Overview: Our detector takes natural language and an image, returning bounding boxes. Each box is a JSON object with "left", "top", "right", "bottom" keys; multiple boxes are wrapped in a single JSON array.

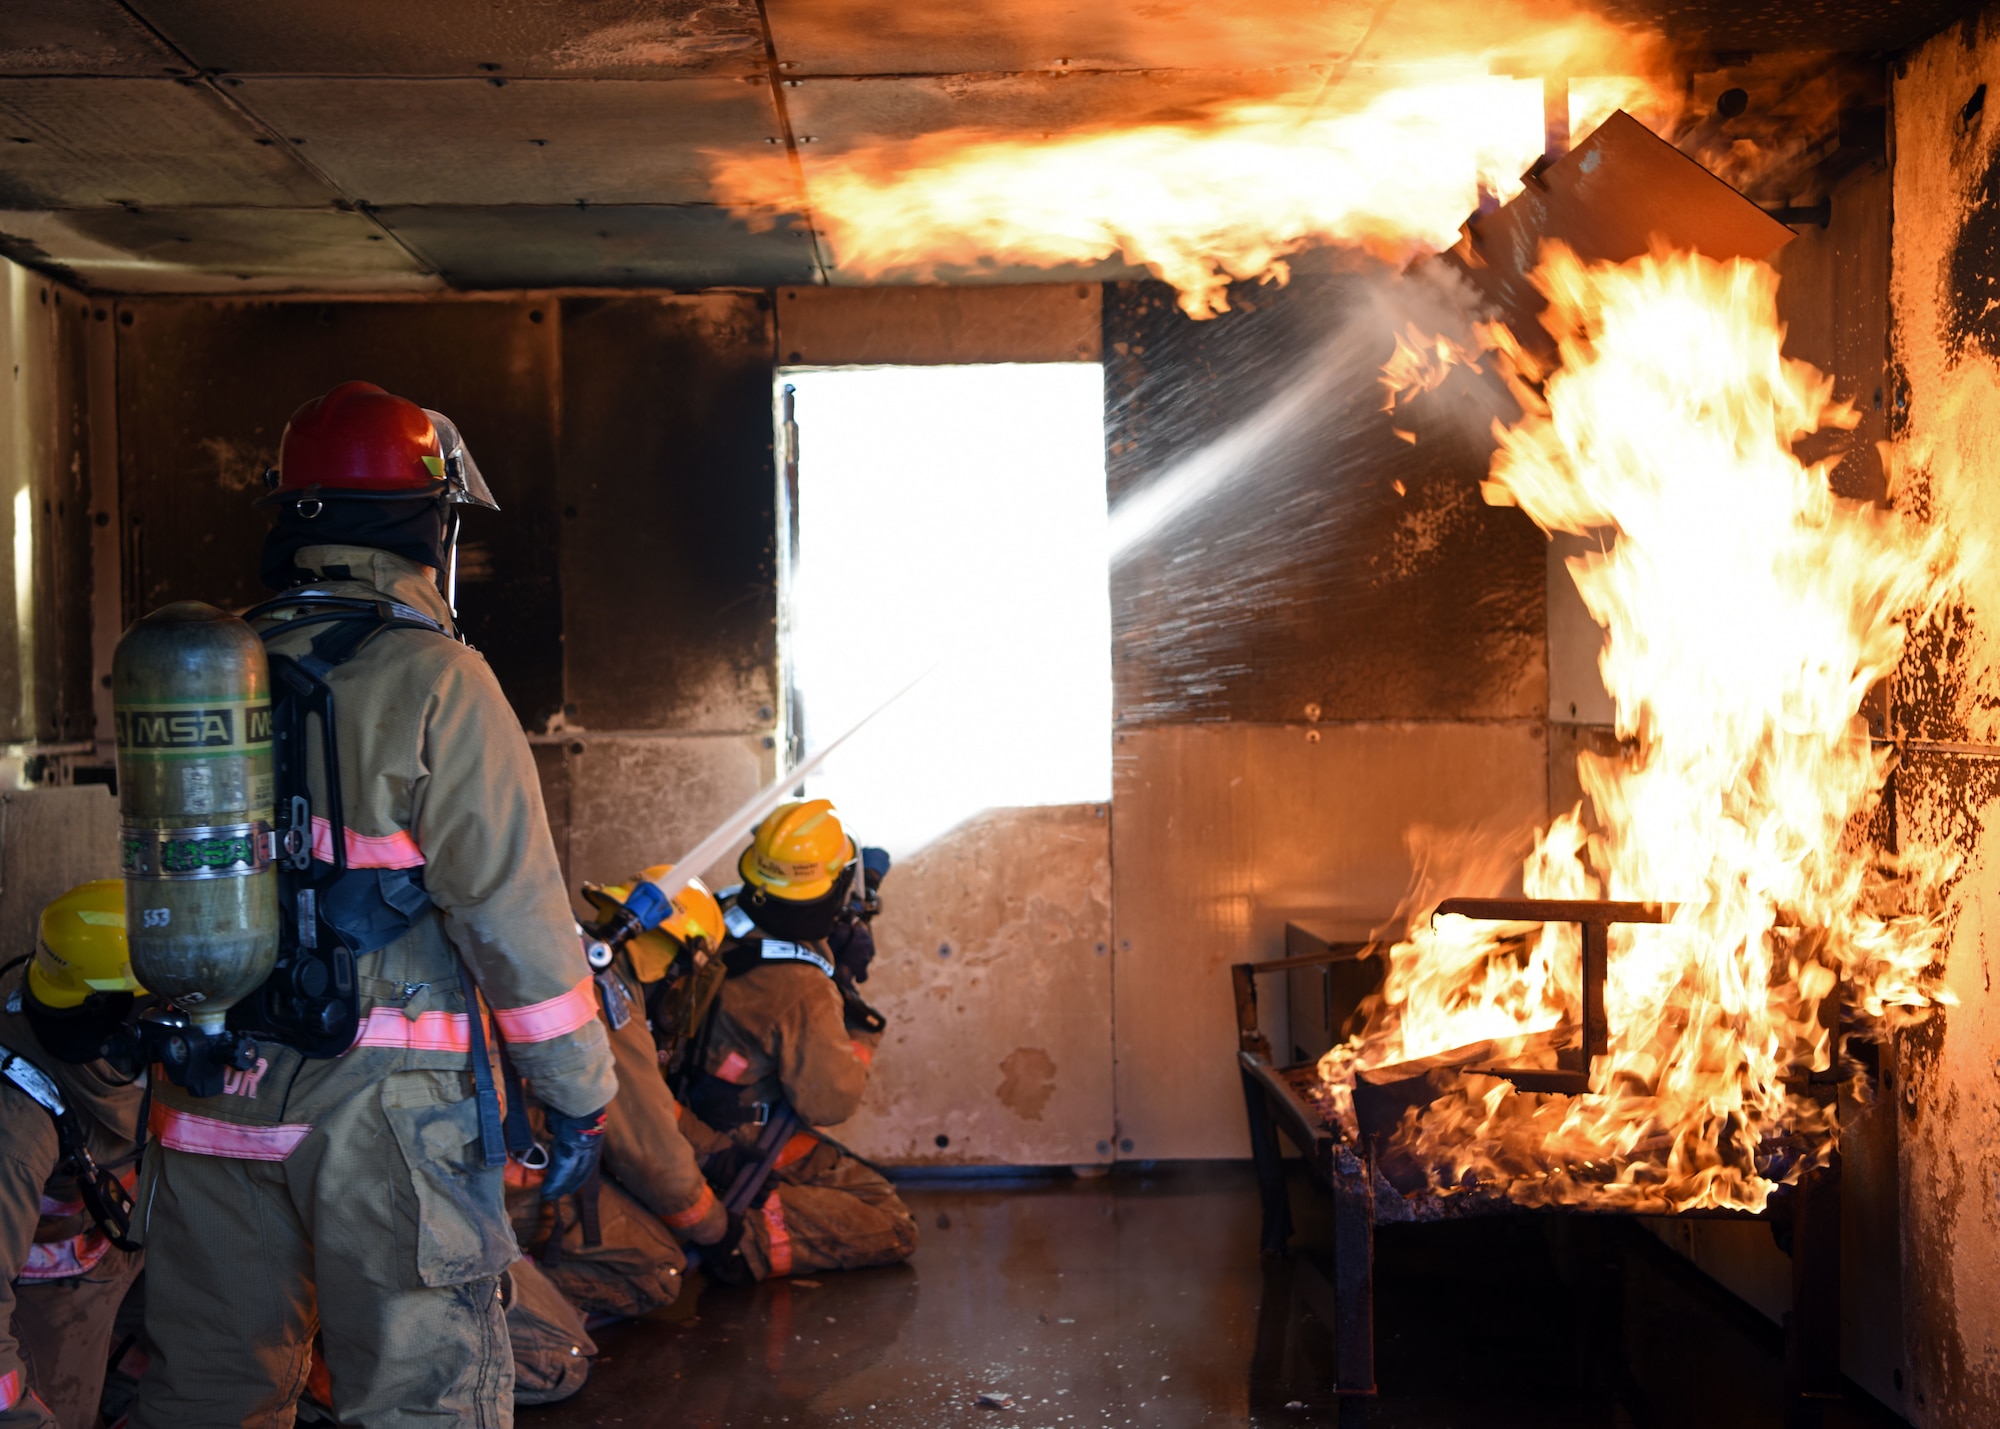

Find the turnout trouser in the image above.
[
  {"left": 506, "top": 1176, "right": 686, "bottom": 1320},
  {"left": 131, "top": 1071, "right": 515, "bottom": 1429},
  {"left": 9, "top": 1246, "right": 141, "bottom": 1429},
  {"left": 739, "top": 1138, "right": 917, "bottom": 1281},
  {"left": 501, "top": 1259, "right": 595, "bottom": 1408}
]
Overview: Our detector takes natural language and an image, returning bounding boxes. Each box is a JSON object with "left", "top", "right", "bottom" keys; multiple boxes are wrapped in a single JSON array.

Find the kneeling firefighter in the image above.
[
  {"left": 0, "top": 882, "right": 146, "bottom": 1429},
  {"left": 676, "top": 800, "right": 916, "bottom": 1282},
  {"left": 577, "top": 867, "right": 729, "bottom": 1248},
  {"left": 502, "top": 867, "right": 727, "bottom": 1329},
  {"left": 123, "top": 382, "right": 615, "bottom": 1427}
]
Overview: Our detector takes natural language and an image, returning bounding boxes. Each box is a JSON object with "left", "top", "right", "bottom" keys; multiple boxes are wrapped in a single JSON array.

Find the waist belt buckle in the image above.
[{"left": 752, "top": 1102, "right": 770, "bottom": 1126}]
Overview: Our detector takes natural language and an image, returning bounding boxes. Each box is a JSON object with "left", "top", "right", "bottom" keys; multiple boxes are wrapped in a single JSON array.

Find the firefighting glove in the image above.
[
  {"left": 539, "top": 1107, "right": 607, "bottom": 1202},
  {"left": 703, "top": 1210, "right": 754, "bottom": 1285},
  {"left": 859, "top": 846, "right": 892, "bottom": 901},
  {"left": 828, "top": 913, "right": 876, "bottom": 984}
]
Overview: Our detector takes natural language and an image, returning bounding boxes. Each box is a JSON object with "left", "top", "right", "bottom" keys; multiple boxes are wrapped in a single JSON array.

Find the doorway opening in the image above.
[{"left": 780, "top": 363, "right": 1111, "bottom": 859}]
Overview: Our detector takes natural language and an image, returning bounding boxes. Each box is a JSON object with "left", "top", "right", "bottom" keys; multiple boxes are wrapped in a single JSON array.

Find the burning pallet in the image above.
[{"left": 1232, "top": 902, "right": 1844, "bottom": 1429}]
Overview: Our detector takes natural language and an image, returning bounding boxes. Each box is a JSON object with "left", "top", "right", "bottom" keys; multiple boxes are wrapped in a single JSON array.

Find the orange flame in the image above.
[
  {"left": 1324, "top": 245, "right": 1961, "bottom": 1212},
  {"left": 713, "top": 8, "right": 1672, "bottom": 316},
  {"left": 1381, "top": 323, "right": 1484, "bottom": 411}
]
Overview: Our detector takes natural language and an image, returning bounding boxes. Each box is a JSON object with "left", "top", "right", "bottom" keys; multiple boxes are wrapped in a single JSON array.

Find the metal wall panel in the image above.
[
  {"left": 375, "top": 206, "right": 815, "bottom": 291},
  {"left": 0, "top": 1, "right": 184, "bottom": 76},
  {"left": 776, "top": 284, "right": 1101, "bottom": 365},
  {"left": 0, "top": 78, "right": 334, "bottom": 209},
  {"left": 1876, "top": 31, "right": 2000, "bottom": 1426},
  {"left": 1885, "top": 750, "right": 2000, "bottom": 1429},
  {"left": 785, "top": 69, "right": 1280, "bottom": 147},
  {"left": 2, "top": 208, "right": 439, "bottom": 295},
  {"left": 1105, "top": 277, "right": 1547, "bottom": 727},
  {"left": 131, "top": 0, "right": 768, "bottom": 79},
  {"left": 233, "top": 79, "right": 789, "bottom": 207},
  {"left": 0, "top": 786, "right": 118, "bottom": 955},
  {"left": 113, "top": 296, "right": 565, "bottom": 728},
  {"left": 1547, "top": 532, "right": 1615, "bottom": 729},
  {"left": 0, "top": 262, "right": 99, "bottom": 748},
  {"left": 562, "top": 734, "right": 773, "bottom": 895},
  {"left": 36, "top": 281, "right": 95, "bottom": 746},
  {"left": 1110, "top": 721, "right": 1547, "bottom": 1161},
  {"left": 832, "top": 804, "right": 1114, "bottom": 1167},
  {"left": 87, "top": 301, "right": 120, "bottom": 763},
  {"left": 557, "top": 293, "right": 778, "bottom": 736},
  {"left": 764, "top": 0, "right": 1375, "bottom": 77},
  {"left": 532, "top": 742, "right": 572, "bottom": 894},
  {"left": 766, "top": 0, "right": 1963, "bottom": 80},
  {"left": 1770, "top": 162, "right": 1893, "bottom": 504}
]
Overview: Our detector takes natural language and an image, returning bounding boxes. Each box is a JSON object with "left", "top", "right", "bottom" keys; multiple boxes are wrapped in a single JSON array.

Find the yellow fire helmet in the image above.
[
  {"left": 30, "top": 879, "right": 144, "bottom": 1010},
  {"left": 584, "top": 866, "right": 722, "bottom": 984},
  {"left": 739, "top": 799, "right": 855, "bottom": 903}
]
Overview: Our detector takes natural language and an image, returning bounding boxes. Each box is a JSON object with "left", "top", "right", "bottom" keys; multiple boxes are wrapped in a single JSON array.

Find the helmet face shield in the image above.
[
  {"left": 740, "top": 865, "right": 854, "bottom": 943},
  {"left": 422, "top": 410, "right": 499, "bottom": 511}
]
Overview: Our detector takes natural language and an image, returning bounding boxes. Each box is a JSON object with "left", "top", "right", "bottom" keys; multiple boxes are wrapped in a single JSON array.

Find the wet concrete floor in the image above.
[{"left": 529, "top": 1163, "right": 1905, "bottom": 1429}]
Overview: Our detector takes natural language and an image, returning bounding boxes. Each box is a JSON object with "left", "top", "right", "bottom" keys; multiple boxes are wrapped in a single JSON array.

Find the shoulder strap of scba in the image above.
[
  {"left": 228, "top": 596, "right": 448, "bottom": 1061},
  {"left": 717, "top": 913, "right": 888, "bottom": 1035},
  {"left": 721, "top": 937, "right": 835, "bottom": 981},
  {"left": 0, "top": 1043, "right": 140, "bottom": 1251}
]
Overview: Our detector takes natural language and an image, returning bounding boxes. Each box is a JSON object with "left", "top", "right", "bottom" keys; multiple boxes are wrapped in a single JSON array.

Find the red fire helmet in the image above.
[{"left": 264, "top": 381, "right": 497, "bottom": 510}]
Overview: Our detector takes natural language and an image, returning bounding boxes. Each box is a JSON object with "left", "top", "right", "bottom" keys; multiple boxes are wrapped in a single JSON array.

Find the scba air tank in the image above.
[{"left": 112, "top": 602, "right": 280, "bottom": 1034}]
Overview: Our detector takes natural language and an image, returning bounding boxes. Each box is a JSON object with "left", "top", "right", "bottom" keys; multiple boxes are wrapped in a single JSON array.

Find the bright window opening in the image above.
[{"left": 784, "top": 364, "right": 1111, "bottom": 860}]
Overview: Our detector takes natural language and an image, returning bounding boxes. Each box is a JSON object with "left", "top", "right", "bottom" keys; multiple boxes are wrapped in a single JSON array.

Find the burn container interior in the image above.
[{"left": 2, "top": 2, "right": 1999, "bottom": 1425}]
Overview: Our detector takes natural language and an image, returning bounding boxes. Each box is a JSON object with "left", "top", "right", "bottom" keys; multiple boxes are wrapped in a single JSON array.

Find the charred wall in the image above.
[
  {"left": 1887, "top": 14, "right": 2000, "bottom": 1426},
  {"left": 556, "top": 294, "right": 777, "bottom": 734},
  {"left": 1771, "top": 152, "right": 1909, "bottom": 1421},
  {"left": 113, "top": 297, "right": 568, "bottom": 727},
  {"left": 547, "top": 293, "right": 781, "bottom": 896},
  {"left": 1103, "top": 275, "right": 1550, "bottom": 1160},
  {"left": 1106, "top": 276, "right": 1546, "bottom": 726}
]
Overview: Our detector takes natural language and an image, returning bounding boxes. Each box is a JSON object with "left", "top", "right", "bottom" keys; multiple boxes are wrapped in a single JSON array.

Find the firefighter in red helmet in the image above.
[
  {"left": 256, "top": 379, "right": 498, "bottom": 608},
  {"left": 132, "top": 382, "right": 615, "bottom": 1427}
]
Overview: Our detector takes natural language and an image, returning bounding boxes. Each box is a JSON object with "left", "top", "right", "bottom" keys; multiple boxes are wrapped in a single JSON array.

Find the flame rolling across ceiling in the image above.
[{"left": 712, "top": 1, "right": 1676, "bottom": 315}]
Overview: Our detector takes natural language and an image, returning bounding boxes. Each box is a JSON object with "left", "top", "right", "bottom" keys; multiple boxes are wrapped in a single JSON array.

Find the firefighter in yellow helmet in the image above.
[
  {"left": 677, "top": 801, "right": 916, "bottom": 1282},
  {"left": 577, "top": 868, "right": 729, "bottom": 1248},
  {"left": 499, "top": 868, "right": 726, "bottom": 1350},
  {"left": 0, "top": 881, "right": 146, "bottom": 1428}
]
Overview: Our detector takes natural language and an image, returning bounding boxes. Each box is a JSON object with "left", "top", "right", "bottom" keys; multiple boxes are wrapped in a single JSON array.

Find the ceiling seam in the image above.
[
  {"left": 14, "top": 203, "right": 772, "bottom": 212},
  {"left": 732, "top": 65, "right": 1360, "bottom": 83},
  {"left": 752, "top": 0, "right": 829, "bottom": 285},
  {"left": 105, "top": 0, "right": 445, "bottom": 283},
  {"left": 63, "top": 66, "right": 1345, "bottom": 82}
]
